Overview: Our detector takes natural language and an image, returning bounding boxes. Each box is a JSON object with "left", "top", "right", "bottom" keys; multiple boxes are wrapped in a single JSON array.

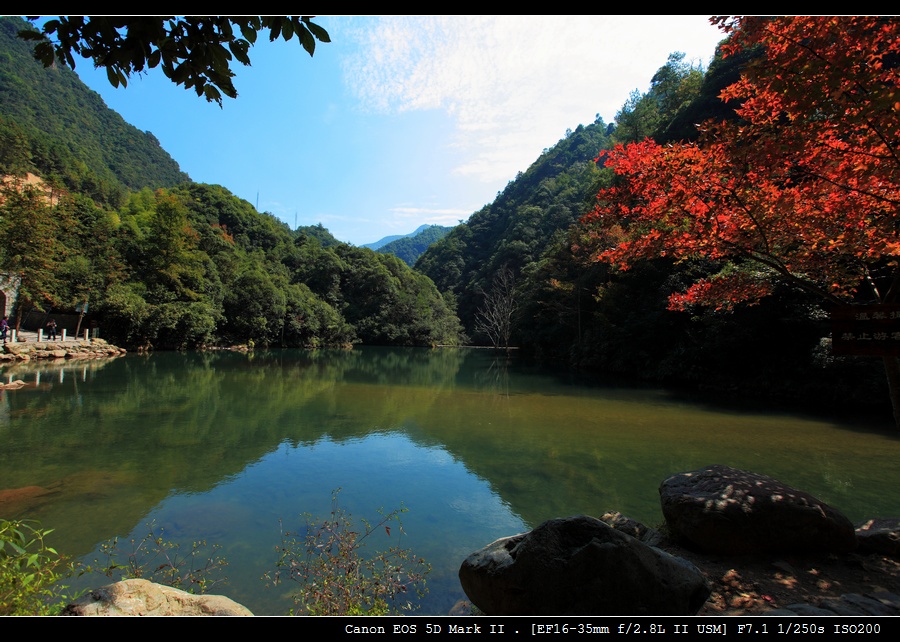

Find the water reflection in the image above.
[{"left": 2, "top": 347, "right": 899, "bottom": 614}]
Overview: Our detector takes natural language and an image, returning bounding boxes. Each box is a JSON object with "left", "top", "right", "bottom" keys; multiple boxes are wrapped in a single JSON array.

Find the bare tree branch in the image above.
[{"left": 475, "top": 266, "right": 518, "bottom": 350}]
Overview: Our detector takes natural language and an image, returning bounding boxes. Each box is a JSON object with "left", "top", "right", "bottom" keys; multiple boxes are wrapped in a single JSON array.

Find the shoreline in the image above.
[{"left": 1, "top": 337, "right": 126, "bottom": 362}]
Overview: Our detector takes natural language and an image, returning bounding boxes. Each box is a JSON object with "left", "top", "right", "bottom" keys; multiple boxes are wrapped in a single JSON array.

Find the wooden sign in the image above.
[{"left": 831, "top": 304, "right": 900, "bottom": 356}]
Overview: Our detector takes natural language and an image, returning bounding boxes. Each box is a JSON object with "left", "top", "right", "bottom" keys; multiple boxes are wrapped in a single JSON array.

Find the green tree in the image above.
[
  {"left": 144, "top": 191, "right": 207, "bottom": 300},
  {"left": 614, "top": 89, "right": 661, "bottom": 143},
  {"left": 53, "top": 194, "right": 124, "bottom": 320},
  {"left": 19, "top": 16, "right": 330, "bottom": 105},
  {"left": 613, "top": 52, "right": 705, "bottom": 144},
  {"left": 223, "top": 265, "right": 287, "bottom": 345},
  {"left": 0, "top": 182, "right": 64, "bottom": 329},
  {"left": 0, "top": 121, "right": 33, "bottom": 177}
]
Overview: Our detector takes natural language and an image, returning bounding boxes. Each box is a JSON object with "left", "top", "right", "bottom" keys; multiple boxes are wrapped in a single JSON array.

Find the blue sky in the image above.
[{"left": 66, "top": 16, "right": 724, "bottom": 246}]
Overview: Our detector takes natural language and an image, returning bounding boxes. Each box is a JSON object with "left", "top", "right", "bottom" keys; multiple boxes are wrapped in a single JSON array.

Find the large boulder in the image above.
[
  {"left": 660, "top": 465, "right": 856, "bottom": 555},
  {"left": 61, "top": 579, "right": 253, "bottom": 616},
  {"left": 458, "top": 515, "right": 710, "bottom": 615}
]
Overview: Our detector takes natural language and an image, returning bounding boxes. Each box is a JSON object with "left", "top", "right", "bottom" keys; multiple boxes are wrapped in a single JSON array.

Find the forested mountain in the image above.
[
  {"left": 97, "top": 184, "right": 462, "bottom": 349},
  {"left": 0, "top": 17, "right": 463, "bottom": 350},
  {"left": 0, "top": 17, "right": 189, "bottom": 207},
  {"left": 376, "top": 225, "right": 452, "bottom": 266}
]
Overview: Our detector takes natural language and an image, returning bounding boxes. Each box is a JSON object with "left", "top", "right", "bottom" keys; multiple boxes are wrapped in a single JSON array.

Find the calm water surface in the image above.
[{"left": 2, "top": 347, "right": 899, "bottom": 615}]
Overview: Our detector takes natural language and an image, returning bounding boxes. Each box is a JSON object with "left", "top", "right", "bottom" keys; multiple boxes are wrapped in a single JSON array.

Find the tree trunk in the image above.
[
  {"left": 879, "top": 269, "right": 900, "bottom": 430},
  {"left": 883, "top": 356, "right": 900, "bottom": 431}
]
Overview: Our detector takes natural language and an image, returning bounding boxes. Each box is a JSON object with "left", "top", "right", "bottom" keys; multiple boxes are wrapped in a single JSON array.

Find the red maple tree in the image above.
[
  {"left": 586, "top": 16, "right": 900, "bottom": 312},
  {"left": 583, "top": 16, "right": 900, "bottom": 423}
]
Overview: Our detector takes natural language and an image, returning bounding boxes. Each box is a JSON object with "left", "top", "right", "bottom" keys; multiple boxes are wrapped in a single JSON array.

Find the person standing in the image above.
[
  {"left": 46, "top": 318, "right": 58, "bottom": 341},
  {"left": 1, "top": 316, "right": 8, "bottom": 344}
]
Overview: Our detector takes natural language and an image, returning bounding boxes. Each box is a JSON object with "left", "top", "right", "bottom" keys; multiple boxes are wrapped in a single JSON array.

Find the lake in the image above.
[{"left": 2, "top": 346, "right": 900, "bottom": 615}]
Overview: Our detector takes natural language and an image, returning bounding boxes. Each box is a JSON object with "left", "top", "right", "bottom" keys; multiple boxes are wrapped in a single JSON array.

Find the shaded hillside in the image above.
[
  {"left": 417, "top": 48, "right": 746, "bottom": 345},
  {"left": 416, "top": 122, "right": 612, "bottom": 334},
  {"left": 0, "top": 17, "right": 188, "bottom": 207}
]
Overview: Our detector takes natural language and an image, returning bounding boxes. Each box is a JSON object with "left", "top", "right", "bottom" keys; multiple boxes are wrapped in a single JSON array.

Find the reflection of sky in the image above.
[{"left": 83, "top": 431, "right": 525, "bottom": 615}]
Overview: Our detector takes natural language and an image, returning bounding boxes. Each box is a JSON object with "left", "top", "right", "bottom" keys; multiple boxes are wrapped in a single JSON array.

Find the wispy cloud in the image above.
[
  {"left": 379, "top": 206, "right": 469, "bottom": 229},
  {"left": 390, "top": 206, "right": 472, "bottom": 217},
  {"left": 343, "top": 16, "right": 722, "bottom": 184}
]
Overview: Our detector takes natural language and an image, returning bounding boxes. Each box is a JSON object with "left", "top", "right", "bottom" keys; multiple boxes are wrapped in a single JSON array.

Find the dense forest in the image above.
[{"left": 0, "top": 16, "right": 892, "bottom": 414}]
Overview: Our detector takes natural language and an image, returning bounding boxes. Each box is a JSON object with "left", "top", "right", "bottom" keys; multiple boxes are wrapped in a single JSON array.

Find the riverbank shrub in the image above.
[
  {"left": 83, "top": 521, "right": 228, "bottom": 594},
  {"left": 266, "top": 490, "right": 430, "bottom": 615},
  {"left": 0, "top": 519, "right": 71, "bottom": 615},
  {"left": 4, "top": 499, "right": 427, "bottom": 615}
]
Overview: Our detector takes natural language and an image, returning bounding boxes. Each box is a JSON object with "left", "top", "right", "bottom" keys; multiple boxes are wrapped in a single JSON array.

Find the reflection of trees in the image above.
[
  {"left": 473, "top": 354, "right": 512, "bottom": 399},
  {"left": 2, "top": 346, "right": 899, "bottom": 573}
]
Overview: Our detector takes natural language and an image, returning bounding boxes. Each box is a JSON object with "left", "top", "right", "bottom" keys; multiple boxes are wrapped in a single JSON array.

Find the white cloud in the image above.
[{"left": 343, "top": 16, "right": 722, "bottom": 184}]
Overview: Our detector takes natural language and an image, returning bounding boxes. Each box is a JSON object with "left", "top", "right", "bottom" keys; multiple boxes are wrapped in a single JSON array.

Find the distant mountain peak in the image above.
[
  {"left": 365, "top": 224, "right": 453, "bottom": 266},
  {"left": 363, "top": 224, "right": 443, "bottom": 251}
]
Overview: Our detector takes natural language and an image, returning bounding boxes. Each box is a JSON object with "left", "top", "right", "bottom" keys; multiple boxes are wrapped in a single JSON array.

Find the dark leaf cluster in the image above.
[{"left": 19, "top": 16, "right": 330, "bottom": 105}]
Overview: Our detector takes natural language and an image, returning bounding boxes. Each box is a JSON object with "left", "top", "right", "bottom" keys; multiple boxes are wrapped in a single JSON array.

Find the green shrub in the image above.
[{"left": 0, "top": 519, "right": 71, "bottom": 615}]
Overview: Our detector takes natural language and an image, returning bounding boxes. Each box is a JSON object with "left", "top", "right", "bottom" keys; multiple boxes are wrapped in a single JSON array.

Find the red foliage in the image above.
[
  {"left": 211, "top": 222, "right": 235, "bottom": 245},
  {"left": 585, "top": 17, "right": 900, "bottom": 310}
]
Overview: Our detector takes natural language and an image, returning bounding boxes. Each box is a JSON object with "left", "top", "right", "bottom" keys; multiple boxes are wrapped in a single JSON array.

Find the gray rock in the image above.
[
  {"left": 458, "top": 515, "right": 710, "bottom": 615},
  {"left": 660, "top": 465, "right": 856, "bottom": 555},
  {"left": 819, "top": 593, "right": 900, "bottom": 616},
  {"left": 856, "top": 518, "right": 900, "bottom": 557},
  {"left": 767, "top": 604, "right": 837, "bottom": 616},
  {"left": 61, "top": 578, "right": 253, "bottom": 616},
  {"left": 777, "top": 592, "right": 900, "bottom": 616}
]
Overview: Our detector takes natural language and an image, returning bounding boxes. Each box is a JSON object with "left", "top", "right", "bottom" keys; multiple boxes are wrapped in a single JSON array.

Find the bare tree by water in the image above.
[{"left": 475, "top": 266, "right": 518, "bottom": 351}]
